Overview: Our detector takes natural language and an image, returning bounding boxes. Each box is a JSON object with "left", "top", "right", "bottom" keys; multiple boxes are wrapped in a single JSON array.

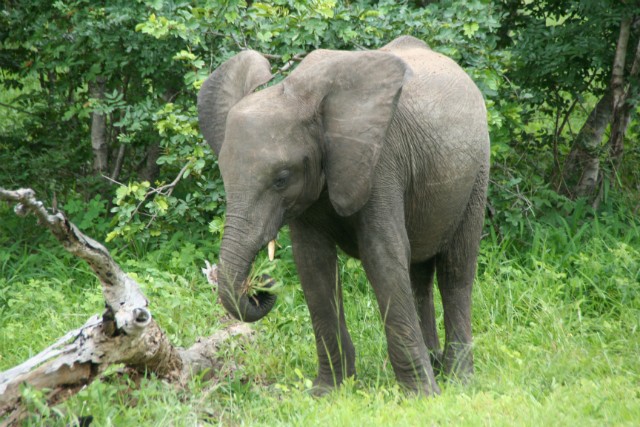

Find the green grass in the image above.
[{"left": 1, "top": 205, "right": 639, "bottom": 426}]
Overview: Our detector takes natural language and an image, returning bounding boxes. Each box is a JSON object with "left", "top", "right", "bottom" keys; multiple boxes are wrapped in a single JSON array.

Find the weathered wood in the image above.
[
  {"left": 0, "top": 188, "right": 148, "bottom": 322},
  {"left": 0, "top": 188, "right": 252, "bottom": 423}
]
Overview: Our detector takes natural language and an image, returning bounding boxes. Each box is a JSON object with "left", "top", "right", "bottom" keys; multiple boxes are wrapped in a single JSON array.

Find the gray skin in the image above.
[{"left": 197, "top": 36, "right": 489, "bottom": 396}]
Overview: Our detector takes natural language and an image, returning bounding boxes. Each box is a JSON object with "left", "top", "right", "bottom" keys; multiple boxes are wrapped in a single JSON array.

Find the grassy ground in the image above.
[{"left": 1, "top": 204, "right": 639, "bottom": 426}]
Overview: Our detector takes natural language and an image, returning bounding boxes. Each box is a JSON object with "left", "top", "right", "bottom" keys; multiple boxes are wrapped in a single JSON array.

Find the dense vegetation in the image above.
[{"left": 1, "top": 0, "right": 639, "bottom": 425}]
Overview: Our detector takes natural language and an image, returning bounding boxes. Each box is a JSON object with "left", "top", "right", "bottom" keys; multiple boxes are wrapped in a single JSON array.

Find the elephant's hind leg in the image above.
[
  {"left": 435, "top": 251, "right": 475, "bottom": 382},
  {"left": 435, "top": 171, "right": 488, "bottom": 382},
  {"left": 410, "top": 259, "right": 443, "bottom": 373},
  {"left": 290, "top": 219, "right": 356, "bottom": 394}
]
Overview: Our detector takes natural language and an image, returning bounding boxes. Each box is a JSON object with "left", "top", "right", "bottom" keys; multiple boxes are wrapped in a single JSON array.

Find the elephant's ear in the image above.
[
  {"left": 197, "top": 51, "right": 272, "bottom": 155},
  {"left": 286, "top": 51, "right": 409, "bottom": 216}
]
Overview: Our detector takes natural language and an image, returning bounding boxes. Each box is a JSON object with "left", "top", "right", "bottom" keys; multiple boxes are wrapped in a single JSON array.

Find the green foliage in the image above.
[
  {"left": 107, "top": 101, "right": 224, "bottom": 245},
  {"left": 1, "top": 2, "right": 640, "bottom": 421},
  {"left": 493, "top": 0, "right": 640, "bottom": 206},
  {"left": 0, "top": 0, "right": 186, "bottom": 205},
  {"left": 106, "top": 0, "right": 519, "bottom": 245},
  {"left": 63, "top": 193, "right": 111, "bottom": 236},
  {"left": 500, "top": 0, "right": 636, "bottom": 101},
  {"left": 2, "top": 0, "right": 639, "bottom": 243}
]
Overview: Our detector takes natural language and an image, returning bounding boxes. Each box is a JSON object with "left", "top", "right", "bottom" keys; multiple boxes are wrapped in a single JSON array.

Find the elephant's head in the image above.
[{"left": 197, "top": 49, "right": 409, "bottom": 322}]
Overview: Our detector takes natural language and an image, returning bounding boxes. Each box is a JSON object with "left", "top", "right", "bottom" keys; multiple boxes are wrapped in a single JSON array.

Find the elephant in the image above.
[{"left": 197, "top": 35, "right": 490, "bottom": 396}]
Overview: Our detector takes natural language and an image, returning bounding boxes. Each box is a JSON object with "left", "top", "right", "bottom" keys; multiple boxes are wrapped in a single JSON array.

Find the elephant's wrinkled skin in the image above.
[{"left": 197, "top": 36, "right": 490, "bottom": 396}]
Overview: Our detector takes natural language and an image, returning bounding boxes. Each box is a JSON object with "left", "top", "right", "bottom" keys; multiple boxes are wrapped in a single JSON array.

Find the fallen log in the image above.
[{"left": 0, "top": 188, "right": 252, "bottom": 425}]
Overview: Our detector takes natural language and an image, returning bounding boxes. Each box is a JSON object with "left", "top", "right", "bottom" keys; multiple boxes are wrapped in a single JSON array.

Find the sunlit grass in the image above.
[{"left": 1, "top": 205, "right": 639, "bottom": 425}]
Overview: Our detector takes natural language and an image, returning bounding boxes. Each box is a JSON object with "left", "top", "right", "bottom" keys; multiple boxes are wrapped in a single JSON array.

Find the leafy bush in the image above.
[{"left": 110, "top": 0, "right": 520, "bottom": 247}]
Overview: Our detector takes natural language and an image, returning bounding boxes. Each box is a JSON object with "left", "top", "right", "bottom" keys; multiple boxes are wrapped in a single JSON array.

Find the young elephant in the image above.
[{"left": 197, "top": 35, "right": 490, "bottom": 396}]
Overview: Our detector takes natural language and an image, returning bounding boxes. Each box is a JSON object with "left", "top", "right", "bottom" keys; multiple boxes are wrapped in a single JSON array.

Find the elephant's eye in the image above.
[{"left": 273, "top": 169, "right": 291, "bottom": 190}]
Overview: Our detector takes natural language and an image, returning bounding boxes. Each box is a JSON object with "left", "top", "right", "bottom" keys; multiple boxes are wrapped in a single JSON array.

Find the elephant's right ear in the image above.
[{"left": 197, "top": 51, "right": 272, "bottom": 155}]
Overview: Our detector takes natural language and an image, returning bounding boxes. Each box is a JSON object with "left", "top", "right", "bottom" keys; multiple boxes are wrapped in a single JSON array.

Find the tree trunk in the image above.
[
  {"left": 608, "top": 25, "right": 640, "bottom": 171},
  {"left": 562, "top": 15, "right": 640, "bottom": 201},
  {"left": 607, "top": 16, "right": 632, "bottom": 172},
  {"left": 593, "top": 16, "right": 640, "bottom": 208},
  {"left": 111, "top": 143, "right": 126, "bottom": 181},
  {"left": 139, "top": 142, "right": 161, "bottom": 183},
  {"left": 561, "top": 90, "right": 613, "bottom": 198},
  {"left": 90, "top": 77, "right": 109, "bottom": 175}
]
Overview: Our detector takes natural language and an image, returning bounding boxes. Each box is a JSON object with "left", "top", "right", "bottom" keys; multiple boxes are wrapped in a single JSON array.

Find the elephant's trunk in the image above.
[{"left": 217, "top": 229, "right": 277, "bottom": 323}]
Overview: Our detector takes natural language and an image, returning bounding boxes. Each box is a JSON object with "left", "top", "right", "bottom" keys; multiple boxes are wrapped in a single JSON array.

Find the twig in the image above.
[
  {"left": 111, "top": 143, "right": 126, "bottom": 181},
  {"left": 0, "top": 101, "right": 39, "bottom": 117},
  {"left": 142, "top": 162, "right": 191, "bottom": 229},
  {"left": 100, "top": 159, "right": 191, "bottom": 229},
  {"left": 279, "top": 53, "right": 307, "bottom": 73},
  {"left": 262, "top": 52, "right": 307, "bottom": 73}
]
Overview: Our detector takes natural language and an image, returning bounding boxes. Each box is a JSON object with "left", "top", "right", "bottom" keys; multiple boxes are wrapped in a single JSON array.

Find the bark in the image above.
[
  {"left": 139, "top": 142, "right": 161, "bottom": 183},
  {"left": 609, "top": 27, "right": 640, "bottom": 170},
  {"left": 610, "top": 18, "right": 633, "bottom": 114},
  {"left": 0, "top": 188, "right": 253, "bottom": 424},
  {"left": 593, "top": 17, "right": 640, "bottom": 208},
  {"left": 90, "top": 77, "right": 109, "bottom": 175},
  {"left": 111, "top": 143, "right": 126, "bottom": 181},
  {"left": 561, "top": 90, "right": 613, "bottom": 198}
]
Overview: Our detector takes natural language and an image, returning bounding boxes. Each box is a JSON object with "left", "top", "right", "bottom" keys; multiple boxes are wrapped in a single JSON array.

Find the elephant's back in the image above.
[
  {"left": 378, "top": 37, "right": 490, "bottom": 260},
  {"left": 380, "top": 36, "right": 481, "bottom": 97},
  {"left": 381, "top": 37, "right": 489, "bottom": 175},
  {"left": 383, "top": 39, "right": 488, "bottom": 163}
]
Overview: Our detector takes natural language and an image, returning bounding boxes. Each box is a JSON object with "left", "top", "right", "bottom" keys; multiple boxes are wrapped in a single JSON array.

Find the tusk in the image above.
[{"left": 268, "top": 240, "right": 276, "bottom": 261}]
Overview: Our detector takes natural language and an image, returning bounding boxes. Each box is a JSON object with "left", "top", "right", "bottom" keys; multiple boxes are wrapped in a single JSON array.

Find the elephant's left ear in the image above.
[
  {"left": 286, "top": 51, "right": 410, "bottom": 216},
  {"left": 198, "top": 51, "right": 272, "bottom": 155}
]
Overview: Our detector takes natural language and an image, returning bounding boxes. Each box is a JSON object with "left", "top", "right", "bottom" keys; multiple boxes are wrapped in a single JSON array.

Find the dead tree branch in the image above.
[{"left": 0, "top": 188, "right": 252, "bottom": 424}]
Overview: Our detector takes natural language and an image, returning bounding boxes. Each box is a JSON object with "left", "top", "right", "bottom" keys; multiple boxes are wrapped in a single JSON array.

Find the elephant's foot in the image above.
[
  {"left": 392, "top": 356, "right": 441, "bottom": 397},
  {"left": 443, "top": 365, "right": 474, "bottom": 385},
  {"left": 442, "top": 342, "right": 474, "bottom": 384},
  {"left": 311, "top": 344, "right": 356, "bottom": 396},
  {"left": 308, "top": 372, "right": 354, "bottom": 397},
  {"left": 389, "top": 348, "right": 441, "bottom": 396},
  {"left": 429, "top": 349, "right": 444, "bottom": 376},
  {"left": 397, "top": 373, "right": 441, "bottom": 397},
  {"left": 307, "top": 379, "right": 338, "bottom": 397}
]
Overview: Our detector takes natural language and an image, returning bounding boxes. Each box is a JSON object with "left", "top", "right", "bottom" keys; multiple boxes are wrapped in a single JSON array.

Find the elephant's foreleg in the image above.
[
  {"left": 358, "top": 215, "right": 440, "bottom": 396},
  {"left": 410, "top": 259, "right": 443, "bottom": 372},
  {"left": 290, "top": 219, "right": 356, "bottom": 393}
]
